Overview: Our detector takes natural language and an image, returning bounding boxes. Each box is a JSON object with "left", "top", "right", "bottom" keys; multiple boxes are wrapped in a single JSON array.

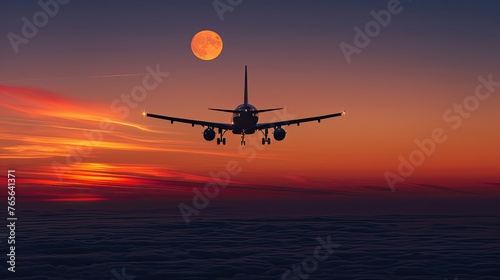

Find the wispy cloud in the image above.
[
  {"left": 0, "top": 85, "right": 247, "bottom": 159},
  {"left": 19, "top": 162, "right": 248, "bottom": 201}
]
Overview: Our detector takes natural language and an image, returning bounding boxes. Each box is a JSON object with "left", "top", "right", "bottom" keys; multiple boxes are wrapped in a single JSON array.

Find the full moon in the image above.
[{"left": 191, "top": 30, "right": 223, "bottom": 61}]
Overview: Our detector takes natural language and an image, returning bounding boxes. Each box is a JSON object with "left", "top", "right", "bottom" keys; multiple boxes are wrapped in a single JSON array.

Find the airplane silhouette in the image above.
[{"left": 143, "top": 66, "right": 346, "bottom": 145}]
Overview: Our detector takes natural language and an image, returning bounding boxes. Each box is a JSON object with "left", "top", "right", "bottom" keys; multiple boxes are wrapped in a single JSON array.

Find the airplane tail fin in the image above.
[
  {"left": 244, "top": 65, "right": 248, "bottom": 105},
  {"left": 209, "top": 66, "right": 283, "bottom": 114}
]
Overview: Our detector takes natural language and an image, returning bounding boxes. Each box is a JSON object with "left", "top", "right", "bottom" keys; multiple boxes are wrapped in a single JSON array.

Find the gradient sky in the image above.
[{"left": 1, "top": 0, "right": 499, "bottom": 202}]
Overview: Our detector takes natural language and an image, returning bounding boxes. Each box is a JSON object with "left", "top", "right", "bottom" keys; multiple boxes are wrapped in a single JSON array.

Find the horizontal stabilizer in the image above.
[
  {"left": 255, "top": 108, "right": 283, "bottom": 113},
  {"left": 208, "top": 108, "right": 239, "bottom": 113},
  {"left": 209, "top": 108, "right": 283, "bottom": 113}
]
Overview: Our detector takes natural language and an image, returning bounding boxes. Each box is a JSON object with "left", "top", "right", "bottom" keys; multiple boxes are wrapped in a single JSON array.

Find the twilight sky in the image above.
[{"left": 1, "top": 0, "right": 499, "bottom": 202}]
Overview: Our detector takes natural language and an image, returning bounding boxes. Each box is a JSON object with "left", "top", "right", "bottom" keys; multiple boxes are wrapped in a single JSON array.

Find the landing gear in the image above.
[
  {"left": 217, "top": 137, "right": 226, "bottom": 145},
  {"left": 217, "top": 128, "right": 227, "bottom": 145},
  {"left": 260, "top": 128, "right": 271, "bottom": 145},
  {"left": 240, "top": 132, "right": 246, "bottom": 145}
]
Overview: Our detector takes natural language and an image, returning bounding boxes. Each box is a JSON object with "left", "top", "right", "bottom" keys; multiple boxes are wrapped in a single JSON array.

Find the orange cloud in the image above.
[{"left": 0, "top": 85, "right": 251, "bottom": 160}]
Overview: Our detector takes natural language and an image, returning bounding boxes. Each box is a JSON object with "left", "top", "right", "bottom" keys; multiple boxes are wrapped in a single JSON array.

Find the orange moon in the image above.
[{"left": 191, "top": 30, "right": 223, "bottom": 61}]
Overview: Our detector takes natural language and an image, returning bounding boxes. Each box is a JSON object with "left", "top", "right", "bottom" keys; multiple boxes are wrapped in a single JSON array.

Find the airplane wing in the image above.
[
  {"left": 255, "top": 111, "right": 345, "bottom": 129},
  {"left": 144, "top": 112, "right": 233, "bottom": 130}
]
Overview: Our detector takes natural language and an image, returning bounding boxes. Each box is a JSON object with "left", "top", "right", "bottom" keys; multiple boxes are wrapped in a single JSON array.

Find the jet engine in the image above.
[
  {"left": 203, "top": 128, "right": 216, "bottom": 141},
  {"left": 273, "top": 127, "right": 286, "bottom": 141}
]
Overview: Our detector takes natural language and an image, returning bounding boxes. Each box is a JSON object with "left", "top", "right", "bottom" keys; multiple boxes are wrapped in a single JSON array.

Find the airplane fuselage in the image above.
[{"left": 231, "top": 104, "right": 258, "bottom": 134}]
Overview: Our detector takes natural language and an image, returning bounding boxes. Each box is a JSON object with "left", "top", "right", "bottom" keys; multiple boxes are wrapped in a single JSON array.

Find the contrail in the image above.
[{"left": 0, "top": 73, "right": 146, "bottom": 83}]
